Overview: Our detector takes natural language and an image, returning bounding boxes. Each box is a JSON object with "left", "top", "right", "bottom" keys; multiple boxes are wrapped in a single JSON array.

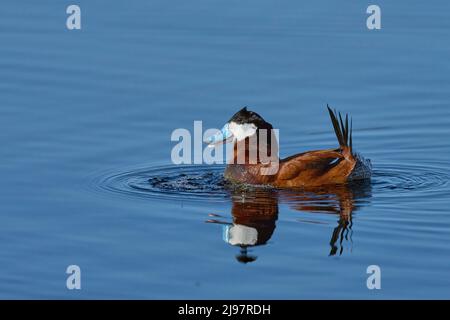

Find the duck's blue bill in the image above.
[{"left": 206, "top": 123, "right": 233, "bottom": 147}]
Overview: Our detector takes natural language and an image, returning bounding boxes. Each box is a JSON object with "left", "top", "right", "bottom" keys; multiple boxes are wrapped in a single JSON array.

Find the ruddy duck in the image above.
[{"left": 206, "top": 106, "right": 372, "bottom": 187}]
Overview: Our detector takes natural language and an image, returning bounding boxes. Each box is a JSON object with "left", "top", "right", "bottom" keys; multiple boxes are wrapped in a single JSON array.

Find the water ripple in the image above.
[
  {"left": 372, "top": 163, "right": 450, "bottom": 198},
  {"left": 91, "top": 162, "right": 450, "bottom": 203},
  {"left": 92, "top": 164, "right": 229, "bottom": 202}
]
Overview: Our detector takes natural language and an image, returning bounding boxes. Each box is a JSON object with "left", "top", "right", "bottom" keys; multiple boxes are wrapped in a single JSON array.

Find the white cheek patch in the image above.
[{"left": 229, "top": 122, "right": 257, "bottom": 141}]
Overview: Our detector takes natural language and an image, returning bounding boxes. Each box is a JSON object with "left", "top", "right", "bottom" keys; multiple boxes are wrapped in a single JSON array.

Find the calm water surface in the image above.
[{"left": 1, "top": 1, "right": 450, "bottom": 298}]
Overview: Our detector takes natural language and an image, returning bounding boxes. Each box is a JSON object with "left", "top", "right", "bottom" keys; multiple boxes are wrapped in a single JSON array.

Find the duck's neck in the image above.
[
  {"left": 225, "top": 136, "right": 279, "bottom": 184},
  {"left": 228, "top": 137, "right": 279, "bottom": 166}
]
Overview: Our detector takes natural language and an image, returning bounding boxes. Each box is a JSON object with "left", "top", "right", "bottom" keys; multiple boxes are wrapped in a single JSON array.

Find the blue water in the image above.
[{"left": 1, "top": 0, "right": 450, "bottom": 299}]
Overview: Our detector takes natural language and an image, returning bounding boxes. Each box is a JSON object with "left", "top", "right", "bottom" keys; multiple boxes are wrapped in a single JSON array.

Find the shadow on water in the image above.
[{"left": 206, "top": 181, "right": 372, "bottom": 262}]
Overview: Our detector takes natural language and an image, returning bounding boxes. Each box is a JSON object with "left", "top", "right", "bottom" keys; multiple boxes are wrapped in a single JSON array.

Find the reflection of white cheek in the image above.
[{"left": 223, "top": 224, "right": 258, "bottom": 246}]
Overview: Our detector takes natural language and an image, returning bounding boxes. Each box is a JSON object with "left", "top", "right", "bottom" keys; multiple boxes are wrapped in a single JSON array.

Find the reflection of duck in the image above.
[
  {"left": 207, "top": 189, "right": 278, "bottom": 263},
  {"left": 206, "top": 106, "right": 372, "bottom": 187},
  {"left": 279, "top": 182, "right": 372, "bottom": 256},
  {"left": 207, "top": 182, "right": 371, "bottom": 262}
]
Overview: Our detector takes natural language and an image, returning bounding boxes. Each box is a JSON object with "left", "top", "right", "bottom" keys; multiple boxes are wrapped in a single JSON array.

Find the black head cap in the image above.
[{"left": 228, "top": 107, "right": 271, "bottom": 129}]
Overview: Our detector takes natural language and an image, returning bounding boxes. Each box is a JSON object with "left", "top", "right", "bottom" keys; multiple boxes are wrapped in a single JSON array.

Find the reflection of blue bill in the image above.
[{"left": 222, "top": 225, "right": 230, "bottom": 243}]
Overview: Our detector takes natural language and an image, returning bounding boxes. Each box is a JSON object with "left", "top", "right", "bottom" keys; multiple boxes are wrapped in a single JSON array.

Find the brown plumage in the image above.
[{"left": 219, "top": 106, "right": 372, "bottom": 187}]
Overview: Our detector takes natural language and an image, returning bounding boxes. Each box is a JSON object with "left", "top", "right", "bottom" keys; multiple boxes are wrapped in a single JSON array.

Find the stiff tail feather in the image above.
[{"left": 327, "top": 105, "right": 353, "bottom": 153}]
